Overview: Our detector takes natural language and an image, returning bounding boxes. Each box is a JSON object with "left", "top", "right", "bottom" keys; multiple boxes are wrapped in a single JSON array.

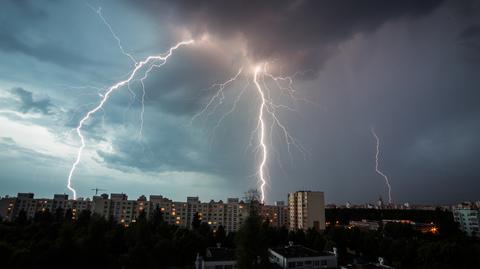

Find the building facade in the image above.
[
  {"left": 288, "top": 191, "right": 325, "bottom": 230},
  {"left": 1, "top": 192, "right": 308, "bottom": 232},
  {"left": 269, "top": 243, "right": 337, "bottom": 268},
  {"left": 453, "top": 202, "right": 480, "bottom": 237}
]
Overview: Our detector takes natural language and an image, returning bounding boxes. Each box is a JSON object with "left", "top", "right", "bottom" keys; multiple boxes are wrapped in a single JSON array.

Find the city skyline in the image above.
[{"left": 1, "top": 0, "right": 480, "bottom": 204}]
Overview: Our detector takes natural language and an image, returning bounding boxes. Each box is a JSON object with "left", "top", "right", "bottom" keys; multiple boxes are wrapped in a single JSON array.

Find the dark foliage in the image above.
[{"left": 0, "top": 208, "right": 478, "bottom": 268}]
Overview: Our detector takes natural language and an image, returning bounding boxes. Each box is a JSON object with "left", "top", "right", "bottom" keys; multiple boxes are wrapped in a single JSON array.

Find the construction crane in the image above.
[{"left": 91, "top": 188, "right": 107, "bottom": 196}]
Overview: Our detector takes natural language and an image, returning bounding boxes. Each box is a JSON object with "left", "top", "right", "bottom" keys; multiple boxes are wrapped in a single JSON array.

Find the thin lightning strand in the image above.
[
  {"left": 253, "top": 66, "right": 268, "bottom": 203},
  {"left": 90, "top": 5, "right": 137, "bottom": 65},
  {"left": 371, "top": 127, "right": 393, "bottom": 204},
  {"left": 67, "top": 40, "right": 194, "bottom": 200},
  {"left": 190, "top": 68, "right": 243, "bottom": 125}
]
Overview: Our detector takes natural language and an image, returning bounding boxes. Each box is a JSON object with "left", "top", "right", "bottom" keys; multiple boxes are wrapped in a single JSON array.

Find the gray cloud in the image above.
[
  {"left": 2, "top": 0, "right": 480, "bottom": 204},
  {"left": 10, "top": 87, "right": 55, "bottom": 115},
  {"left": 128, "top": 0, "right": 444, "bottom": 73},
  {"left": 0, "top": 26, "right": 99, "bottom": 68},
  {"left": 0, "top": 137, "right": 61, "bottom": 164},
  {"left": 0, "top": 1, "right": 100, "bottom": 69}
]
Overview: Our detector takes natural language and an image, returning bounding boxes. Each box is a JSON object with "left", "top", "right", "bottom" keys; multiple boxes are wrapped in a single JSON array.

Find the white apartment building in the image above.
[
  {"left": 1, "top": 193, "right": 287, "bottom": 233},
  {"left": 453, "top": 202, "right": 480, "bottom": 237},
  {"left": 288, "top": 191, "right": 325, "bottom": 230},
  {"left": 90, "top": 194, "right": 251, "bottom": 232},
  {"left": 269, "top": 243, "right": 337, "bottom": 268}
]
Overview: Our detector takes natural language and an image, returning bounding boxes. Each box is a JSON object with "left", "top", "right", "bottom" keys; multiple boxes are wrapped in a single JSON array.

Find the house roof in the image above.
[
  {"left": 269, "top": 245, "right": 335, "bottom": 258},
  {"left": 204, "top": 247, "right": 236, "bottom": 261}
]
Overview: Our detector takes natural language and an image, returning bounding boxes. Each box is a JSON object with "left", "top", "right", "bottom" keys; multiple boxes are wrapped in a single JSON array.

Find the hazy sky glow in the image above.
[{"left": 1, "top": 0, "right": 479, "bottom": 204}]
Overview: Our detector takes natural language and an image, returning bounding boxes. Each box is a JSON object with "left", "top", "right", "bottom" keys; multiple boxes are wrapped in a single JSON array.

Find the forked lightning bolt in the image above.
[
  {"left": 67, "top": 40, "right": 193, "bottom": 200},
  {"left": 371, "top": 127, "right": 393, "bottom": 204},
  {"left": 253, "top": 66, "right": 268, "bottom": 203},
  {"left": 192, "top": 63, "right": 308, "bottom": 203}
]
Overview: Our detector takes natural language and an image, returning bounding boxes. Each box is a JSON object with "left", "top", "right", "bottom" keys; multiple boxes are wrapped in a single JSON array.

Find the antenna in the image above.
[{"left": 91, "top": 188, "right": 107, "bottom": 196}]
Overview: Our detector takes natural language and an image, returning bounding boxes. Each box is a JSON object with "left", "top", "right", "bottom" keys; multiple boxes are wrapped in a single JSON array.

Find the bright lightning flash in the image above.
[
  {"left": 67, "top": 40, "right": 194, "bottom": 200},
  {"left": 253, "top": 65, "right": 268, "bottom": 203},
  {"left": 192, "top": 63, "right": 309, "bottom": 204},
  {"left": 371, "top": 127, "right": 393, "bottom": 204}
]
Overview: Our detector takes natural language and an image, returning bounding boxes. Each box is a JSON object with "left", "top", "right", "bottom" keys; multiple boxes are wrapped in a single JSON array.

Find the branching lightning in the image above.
[
  {"left": 67, "top": 40, "right": 194, "bottom": 200},
  {"left": 192, "top": 63, "right": 309, "bottom": 204},
  {"left": 71, "top": 6, "right": 308, "bottom": 203},
  {"left": 253, "top": 65, "right": 268, "bottom": 203},
  {"left": 371, "top": 127, "right": 393, "bottom": 204}
]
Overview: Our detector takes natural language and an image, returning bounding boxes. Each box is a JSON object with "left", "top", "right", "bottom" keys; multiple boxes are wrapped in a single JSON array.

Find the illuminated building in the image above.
[
  {"left": 453, "top": 202, "right": 480, "bottom": 237},
  {"left": 1, "top": 193, "right": 292, "bottom": 232},
  {"left": 288, "top": 191, "right": 325, "bottom": 230}
]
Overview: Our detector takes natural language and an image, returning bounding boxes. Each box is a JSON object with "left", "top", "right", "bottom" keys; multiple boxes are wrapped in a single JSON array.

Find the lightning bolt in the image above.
[
  {"left": 67, "top": 40, "right": 194, "bottom": 200},
  {"left": 90, "top": 6, "right": 137, "bottom": 65},
  {"left": 192, "top": 63, "right": 309, "bottom": 204},
  {"left": 371, "top": 127, "right": 393, "bottom": 204},
  {"left": 253, "top": 65, "right": 268, "bottom": 203}
]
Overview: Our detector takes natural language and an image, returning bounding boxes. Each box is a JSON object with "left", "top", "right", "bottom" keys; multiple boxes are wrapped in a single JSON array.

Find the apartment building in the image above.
[
  {"left": 261, "top": 201, "right": 289, "bottom": 228},
  {"left": 453, "top": 202, "right": 480, "bottom": 237},
  {"left": 1, "top": 193, "right": 293, "bottom": 232},
  {"left": 288, "top": 191, "right": 325, "bottom": 231}
]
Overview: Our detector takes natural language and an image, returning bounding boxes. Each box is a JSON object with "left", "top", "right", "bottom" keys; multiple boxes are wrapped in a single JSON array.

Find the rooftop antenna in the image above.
[{"left": 91, "top": 188, "right": 107, "bottom": 196}]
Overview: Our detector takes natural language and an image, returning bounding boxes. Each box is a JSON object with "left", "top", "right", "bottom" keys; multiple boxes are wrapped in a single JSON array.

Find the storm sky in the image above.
[{"left": 1, "top": 0, "right": 479, "bottom": 204}]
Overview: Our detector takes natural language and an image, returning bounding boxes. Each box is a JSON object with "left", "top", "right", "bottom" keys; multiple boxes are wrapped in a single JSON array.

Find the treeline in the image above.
[{"left": 0, "top": 208, "right": 479, "bottom": 268}]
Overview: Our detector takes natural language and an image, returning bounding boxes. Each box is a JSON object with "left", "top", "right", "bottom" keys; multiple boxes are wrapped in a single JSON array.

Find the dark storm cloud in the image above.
[
  {"left": 0, "top": 26, "right": 98, "bottom": 68},
  {"left": 95, "top": 127, "right": 207, "bottom": 173},
  {"left": 0, "top": 1, "right": 98, "bottom": 68},
  {"left": 10, "top": 87, "right": 55, "bottom": 115},
  {"left": 458, "top": 24, "right": 480, "bottom": 60},
  {"left": 137, "top": 46, "right": 242, "bottom": 115},
  {"left": 129, "top": 0, "right": 444, "bottom": 72},
  {"left": 7, "top": 0, "right": 49, "bottom": 20}
]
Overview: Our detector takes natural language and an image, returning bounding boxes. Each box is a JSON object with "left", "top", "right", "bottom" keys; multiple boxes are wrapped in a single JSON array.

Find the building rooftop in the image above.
[
  {"left": 204, "top": 247, "right": 236, "bottom": 261},
  {"left": 270, "top": 245, "right": 334, "bottom": 258}
]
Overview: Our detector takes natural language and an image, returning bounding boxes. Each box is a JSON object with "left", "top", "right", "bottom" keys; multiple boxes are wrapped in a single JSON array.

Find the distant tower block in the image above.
[{"left": 288, "top": 191, "right": 325, "bottom": 231}]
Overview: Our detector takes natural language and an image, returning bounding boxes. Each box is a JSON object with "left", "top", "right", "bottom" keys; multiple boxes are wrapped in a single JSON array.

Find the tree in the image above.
[
  {"left": 236, "top": 190, "right": 269, "bottom": 269},
  {"left": 192, "top": 212, "right": 201, "bottom": 230},
  {"left": 64, "top": 208, "right": 73, "bottom": 222},
  {"left": 54, "top": 207, "right": 64, "bottom": 221},
  {"left": 215, "top": 225, "right": 227, "bottom": 246},
  {"left": 14, "top": 209, "right": 28, "bottom": 225}
]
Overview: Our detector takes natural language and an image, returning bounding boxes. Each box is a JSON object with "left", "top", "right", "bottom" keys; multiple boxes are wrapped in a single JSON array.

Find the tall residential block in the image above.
[{"left": 288, "top": 191, "right": 325, "bottom": 230}]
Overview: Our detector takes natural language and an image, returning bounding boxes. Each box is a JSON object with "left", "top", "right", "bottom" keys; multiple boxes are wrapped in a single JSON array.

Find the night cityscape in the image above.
[{"left": 1, "top": 0, "right": 479, "bottom": 268}]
